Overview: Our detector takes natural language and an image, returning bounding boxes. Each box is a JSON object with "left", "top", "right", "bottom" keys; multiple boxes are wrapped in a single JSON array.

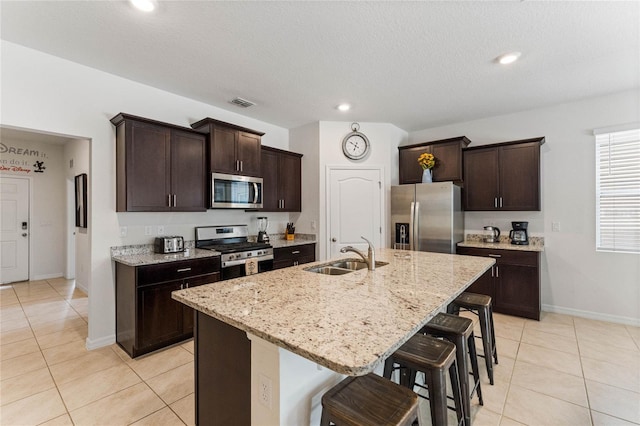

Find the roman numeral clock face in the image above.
[{"left": 342, "top": 127, "right": 370, "bottom": 160}]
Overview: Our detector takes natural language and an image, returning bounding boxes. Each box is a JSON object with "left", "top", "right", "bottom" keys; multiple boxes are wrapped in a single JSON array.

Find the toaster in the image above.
[{"left": 154, "top": 236, "right": 184, "bottom": 254}]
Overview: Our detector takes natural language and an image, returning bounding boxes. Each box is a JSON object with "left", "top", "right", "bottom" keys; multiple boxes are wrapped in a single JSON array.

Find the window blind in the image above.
[{"left": 595, "top": 128, "right": 640, "bottom": 253}]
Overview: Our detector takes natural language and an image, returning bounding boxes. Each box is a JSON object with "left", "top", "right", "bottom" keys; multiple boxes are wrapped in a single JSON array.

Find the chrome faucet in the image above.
[{"left": 340, "top": 236, "right": 376, "bottom": 271}]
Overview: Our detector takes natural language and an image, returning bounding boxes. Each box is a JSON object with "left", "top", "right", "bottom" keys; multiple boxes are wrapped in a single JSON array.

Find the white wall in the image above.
[
  {"left": 1, "top": 41, "right": 292, "bottom": 348},
  {"left": 63, "top": 139, "right": 90, "bottom": 291},
  {"left": 0, "top": 138, "right": 66, "bottom": 280},
  {"left": 408, "top": 90, "right": 640, "bottom": 325},
  {"left": 289, "top": 122, "right": 320, "bottom": 238}
]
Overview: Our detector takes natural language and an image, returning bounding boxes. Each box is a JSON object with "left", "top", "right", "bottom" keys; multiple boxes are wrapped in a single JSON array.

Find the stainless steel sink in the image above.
[
  {"left": 330, "top": 260, "right": 389, "bottom": 270},
  {"left": 304, "top": 259, "right": 389, "bottom": 275},
  {"left": 304, "top": 266, "right": 353, "bottom": 275}
]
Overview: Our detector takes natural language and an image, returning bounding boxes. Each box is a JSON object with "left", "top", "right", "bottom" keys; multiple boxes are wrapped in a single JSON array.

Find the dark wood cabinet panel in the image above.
[
  {"left": 195, "top": 312, "right": 251, "bottom": 425},
  {"left": 465, "top": 268, "right": 494, "bottom": 296},
  {"left": 191, "top": 118, "right": 264, "bottom": 177},
  {"left": 456, "top": 247, "right": 540, "bottom": 320},
  {"left": 171, "top": 129, "right": 207, "bottom": 211},
  {"left": 237, "top": 132, "right": 262, "bottom": 176},
  {"left": 111, "top": 113, "right": 206, "bottom": 212},
  {"left": 261, "top": 146, "right": 303, "bottom": 212},
  {"left": 399, "top": 136, "right": 470, "bottom": 185},
  {"left": 138, "top": 280, "right": 184, "bottom": 350},
  {"left": 399, "top": 146, "right": 427, "bottom": 184},
  {"left": 463, "top": 148, "right": 500, "bottom": 211},
  {"left": 210, "top": 126, "right": 237, "bottom": 174},
  {"left": 261, "top": 148, "right": 279, "bottom": 211},
  {"left": 273, "top": 243, "right": 316, "bottom": 270},
  {"left": 116, "top": 257, "right": 221, "bottom": 358},
  {"left": 494, "top": 264, "right": 539, "bottom": 319},
  {"left": 183, "top": 272, "right": 221, "bottom": 335},
  {"left": 463, "top": 138, "right": 544, "bottom": 211},
  {"left": 498, "top": 142, "right": 541, "bottom": 210}
]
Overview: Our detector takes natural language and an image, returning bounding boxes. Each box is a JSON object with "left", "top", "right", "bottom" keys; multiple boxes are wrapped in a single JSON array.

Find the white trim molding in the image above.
[{"left": 542, "top": 304, "right": 640, "bottom": 327}]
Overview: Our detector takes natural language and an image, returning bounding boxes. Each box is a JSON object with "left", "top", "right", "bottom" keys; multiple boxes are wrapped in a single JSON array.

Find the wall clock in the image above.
[{"left": 342, "top": 123, "right": 370, "bottom": 160}]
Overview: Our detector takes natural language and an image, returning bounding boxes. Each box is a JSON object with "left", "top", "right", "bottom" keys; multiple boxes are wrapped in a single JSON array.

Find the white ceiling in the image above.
[{"left": 1, "top": 1, "right": 638, "bottom": 132}]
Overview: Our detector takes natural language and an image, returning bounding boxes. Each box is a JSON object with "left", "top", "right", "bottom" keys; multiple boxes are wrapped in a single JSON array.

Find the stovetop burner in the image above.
[{"left": 200, "top": 241, "right": 271, "bottom": 254}]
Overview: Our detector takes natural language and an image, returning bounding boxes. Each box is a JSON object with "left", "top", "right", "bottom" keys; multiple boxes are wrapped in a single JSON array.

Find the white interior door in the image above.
[
  {"left": 328, "top": 168, "right": 382, "bottom": 258},
  {"left": 1, "top": 176, "right": 30, "bottom": 284}
]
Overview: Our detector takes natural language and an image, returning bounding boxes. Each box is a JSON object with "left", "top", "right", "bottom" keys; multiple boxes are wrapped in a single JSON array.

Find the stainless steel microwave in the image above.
[{"left": 211, "top": 173, "right": 263, "bottom": 209}]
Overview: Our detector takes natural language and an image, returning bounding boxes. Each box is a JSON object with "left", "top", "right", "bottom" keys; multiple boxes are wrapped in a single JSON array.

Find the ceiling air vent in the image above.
[{"left": 229, "top": 97, "right": 256, "bottom": 108}]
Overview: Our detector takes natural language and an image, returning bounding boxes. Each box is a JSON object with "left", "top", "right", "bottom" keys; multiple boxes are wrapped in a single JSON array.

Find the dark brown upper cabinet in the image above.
[
  {"left": 399, "top": 136, "right": 470, "bottom": 184},
  {"left": 191, "top": 118, "right": 264, "bottom": 177},
  {"left": 111, "top": 113, "right": 207, "bottom": 212},
  {"left": 463, "top": 137, "right": 545, "bottom": 211},
  {"left": 261, "top": 146, "right": 302, "bottom": 212}
]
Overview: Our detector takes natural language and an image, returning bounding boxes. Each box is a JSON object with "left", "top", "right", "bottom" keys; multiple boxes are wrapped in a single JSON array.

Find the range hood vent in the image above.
[{"left": 229, "top": 97, "right": 256, "bottom": 108}]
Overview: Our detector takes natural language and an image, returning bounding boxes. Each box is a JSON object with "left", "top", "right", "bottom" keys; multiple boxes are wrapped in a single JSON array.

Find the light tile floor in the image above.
[{"left": 1, "top": 279, "right": 639, "bottom": 425}]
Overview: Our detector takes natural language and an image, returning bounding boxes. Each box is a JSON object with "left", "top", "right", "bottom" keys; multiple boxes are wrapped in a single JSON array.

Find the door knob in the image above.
[
  {"left": 22, "top": 233, "right": 28, "bottom": 237},
  {"left": 331, "top": 238, "right": 337, "bottom": 242}
]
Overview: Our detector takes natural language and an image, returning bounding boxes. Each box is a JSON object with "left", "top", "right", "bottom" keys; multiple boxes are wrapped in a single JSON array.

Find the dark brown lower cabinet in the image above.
[
  {"left": 273, "top": 243, "right": 316, "bottom": 270},
  {"left": 457, "top": 247, "right": 540, "bottom": 320},
  {"left": 116, "top": 257, "right": 221, "bottom": 358}
]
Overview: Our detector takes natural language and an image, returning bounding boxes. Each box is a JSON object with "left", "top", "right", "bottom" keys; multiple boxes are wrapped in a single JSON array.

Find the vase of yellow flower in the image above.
[{"left": 417, "top": 152, "right": 435, "bottom": 183}]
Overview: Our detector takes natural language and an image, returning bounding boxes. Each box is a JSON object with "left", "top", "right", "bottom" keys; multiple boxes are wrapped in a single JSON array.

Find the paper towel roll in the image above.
[{"left": 245, "top": 258, "right": 258, "bottom": 276}]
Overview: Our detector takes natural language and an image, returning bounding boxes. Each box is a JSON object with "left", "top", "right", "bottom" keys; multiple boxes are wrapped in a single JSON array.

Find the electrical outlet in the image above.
[
  {"left": 258, "top": 374, "right": 272, "bottom": 408},
  {"left": 157, "top": 225, "right": 165, "bottom": 235},
  {"left": 311, "top": 220, "right": 316, "bottom": 230},
  {"left": 552, "top": 222, "right": 561, "bottom": 232},
  {"left": 144, "top": 226, "right": 153, "bottom": 236},
  {"left": 120, "top": 226, "right": 127, "bottom": 237}
]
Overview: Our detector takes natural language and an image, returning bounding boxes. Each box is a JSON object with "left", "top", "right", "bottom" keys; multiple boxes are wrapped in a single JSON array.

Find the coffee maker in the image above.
[
  {"left": 257, "top": 217, "right": 270, "bottom": 243},
  {"left": 509, "top": 221, "right": 529, "bottom": 245}
]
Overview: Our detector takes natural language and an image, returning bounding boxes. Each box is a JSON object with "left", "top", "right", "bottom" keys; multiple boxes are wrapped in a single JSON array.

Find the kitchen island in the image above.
[{"left": 172, "top": 248, "right": 494, "bottom": 425}]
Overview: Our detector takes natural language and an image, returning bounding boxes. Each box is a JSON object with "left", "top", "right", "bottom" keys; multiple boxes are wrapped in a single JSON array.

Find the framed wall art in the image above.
[{"left": 75, "top": 173, "right": 87, "bottom": 228}]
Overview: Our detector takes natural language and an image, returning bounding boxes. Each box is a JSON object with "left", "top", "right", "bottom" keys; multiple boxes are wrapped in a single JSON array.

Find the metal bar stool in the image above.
[
  {"left": 447, "top": 292, "right": 498, "bottom": 385},
  {"left": 421, "top": 313, "right": 483, "bottom": 426},
  {"left": 320, "top": 373, "right": 419, "bottom": 426},
  {"left": 384, "top": 333, "right": 464, "bottom": 426}
]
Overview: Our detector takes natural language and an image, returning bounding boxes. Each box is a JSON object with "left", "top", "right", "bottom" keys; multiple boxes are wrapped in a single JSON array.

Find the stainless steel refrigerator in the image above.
[{"left": 391, "top": 182, "right": 464, "bottom": 254}]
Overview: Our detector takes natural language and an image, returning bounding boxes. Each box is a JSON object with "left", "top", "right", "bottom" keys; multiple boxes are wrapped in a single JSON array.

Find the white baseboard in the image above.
[
  {"left": 32, "top": 272, "right": 64, "bottom": 281},
  {"left": 542, "top": 304, "right": 640, "bottom": 327},
  {"left": 86, "top": 334, "right": 115, "bottom": 351},
  {"left": 76, "top": 282, "right": 88, "bottom": 294}
]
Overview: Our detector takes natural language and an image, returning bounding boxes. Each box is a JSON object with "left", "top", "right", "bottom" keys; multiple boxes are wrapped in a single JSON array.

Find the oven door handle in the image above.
[{"left": 222, "top": 254, "right": 274, "bottom": 268}]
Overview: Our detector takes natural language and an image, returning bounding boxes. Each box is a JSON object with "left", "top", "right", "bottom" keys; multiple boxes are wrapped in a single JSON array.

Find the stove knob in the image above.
[{"left": 247, "top": 253, "right": 252, "bottom": 257}]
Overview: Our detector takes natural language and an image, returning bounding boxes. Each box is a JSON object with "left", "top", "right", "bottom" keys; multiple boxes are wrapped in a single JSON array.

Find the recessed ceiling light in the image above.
[
  {"left": 337, "top": 104, "right": 351, "bottom": 112},
  {"left": 130, "top": 0, "right": 157, "bottom": 12},
  {"left": 497, "top": 52, "right": 522, "bottom": 65}
]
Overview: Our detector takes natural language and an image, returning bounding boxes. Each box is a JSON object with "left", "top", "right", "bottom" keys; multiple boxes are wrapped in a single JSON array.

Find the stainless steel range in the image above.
[{"left": 195, "top": 225, "right": 273, "bottom": 279}]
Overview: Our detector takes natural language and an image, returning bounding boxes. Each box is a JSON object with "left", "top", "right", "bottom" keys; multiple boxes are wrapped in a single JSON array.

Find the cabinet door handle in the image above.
[
  {"left": 185, "top": 282, "right": 189, "bottom": 288},
  {"left": 177, "top": 267, "right": 192, "bottom": 272},
  {"left": 180, "top": 283, "right": 184, "bottom": 289},
  {"left": 168, "top": 194, "right": 172, "bottom": 207},
  {"left": 494, "top": 197, "right": 498, "bottom": 208},
  {"left": 291, "top": 250, "right": 300, "bottom": 254},
  {"left": 488, "top": 254, "right": 501, "bottom": 258},
  {"left": 491, "top": 266, "right": 494, "bottom": 278},
  {"left": 496, "top": 266, "right": 499, "bottom": 277},
  {"left": 282, "top": 199, "right": 285, "bottom": 209},
  {"left": 173, "top": 194, "right": 177, "bottom": 207},
  {"left": 294, "top": 261, "right": 298, "bottom": 266},
  {"left": 499, "top": 197, "right": 503, "bottom": 208},
  {"left": 240, "top": 160, "right": 243, "bottom": 172}
]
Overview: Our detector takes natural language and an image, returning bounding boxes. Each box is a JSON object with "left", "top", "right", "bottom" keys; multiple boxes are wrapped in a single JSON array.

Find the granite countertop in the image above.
[
  {"left": 250, "top": 233, "right": 317, "bottom": 249},
  {"left": 457, "top": 234, "right": 545, "bottom": 252},
  {"left": 111, "top": 247, "right": 219, "bottom": 266},
  {"left": 172, "top": 248, "right": 494, "bottom": 376}
]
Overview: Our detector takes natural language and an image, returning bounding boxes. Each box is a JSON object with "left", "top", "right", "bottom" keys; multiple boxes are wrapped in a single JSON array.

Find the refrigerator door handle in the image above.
[
  {"left": 414, "top": 201, "right": 420, "bottom": 251},
  {"left": 410, "top": 201, "right": 415, "bottom": 251}
]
